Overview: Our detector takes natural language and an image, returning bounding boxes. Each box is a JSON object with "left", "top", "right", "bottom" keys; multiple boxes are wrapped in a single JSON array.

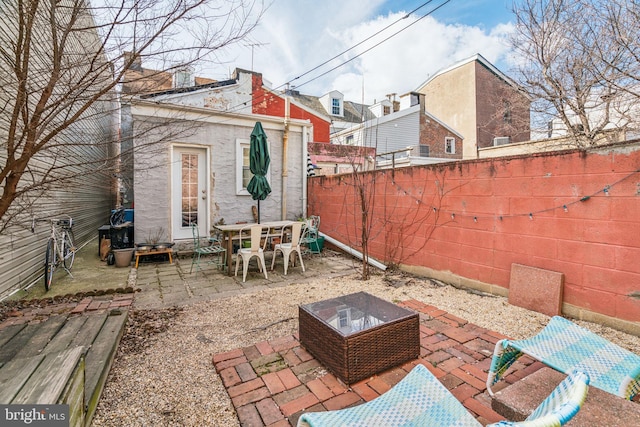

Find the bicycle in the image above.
[{"left": 32, "top": 215, "right": 76, "bottom": 291}]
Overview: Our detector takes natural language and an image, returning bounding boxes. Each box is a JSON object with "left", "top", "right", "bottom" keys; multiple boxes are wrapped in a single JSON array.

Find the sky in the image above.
[{"left": 203, "top": 0, "right": 517, "bottom": 105}]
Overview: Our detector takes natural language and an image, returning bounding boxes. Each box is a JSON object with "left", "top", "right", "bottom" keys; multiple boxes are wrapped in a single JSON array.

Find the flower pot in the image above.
[
  {"left": 113, "top": 248, "right": 134, "bottom": 268},
  {"left": 309, "top": 236, "right": 325, "bottom": 253}
]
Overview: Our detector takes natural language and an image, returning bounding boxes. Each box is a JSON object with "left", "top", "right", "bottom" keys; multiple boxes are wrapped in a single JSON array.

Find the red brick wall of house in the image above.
[
  {"left": 308, "top": 142, "right": 640, "bottom": 322},
  {"left": 420, "top": 113, "right": 463, "bottom": 159},
  {"left": 475, "top": 62, "right": 531, "bottom": 148},
  {"left": 251, "top": 75, "right": 331, "bottom": 143}
]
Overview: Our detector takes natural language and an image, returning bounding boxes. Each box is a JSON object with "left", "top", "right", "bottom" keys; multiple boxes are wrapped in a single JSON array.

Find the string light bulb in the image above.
[
  {"left": 451, "top": 213, "right": 455, "bottom": 219},
  {"left": 529, "top": 213, "right": 533, "bottom": 220},
  {"left": 563, "top": 205, "right": 568, "bottom": 212}
]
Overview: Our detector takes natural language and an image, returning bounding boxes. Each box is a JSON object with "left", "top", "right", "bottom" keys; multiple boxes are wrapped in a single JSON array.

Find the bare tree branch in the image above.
[
  {"left": 510, "top": 0, "right": 640, "bottom": 145},
  {"left": 0, "top": 0, "right": 263, "bottom": 232}
]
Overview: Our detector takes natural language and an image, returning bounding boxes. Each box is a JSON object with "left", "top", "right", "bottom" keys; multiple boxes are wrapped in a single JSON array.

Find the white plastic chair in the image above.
[
  {"left": 270, "top": 222, "right": 305, "bottom": 275},
  {"left": 234, "top": 224, "right": 268, "bottom": 282}
]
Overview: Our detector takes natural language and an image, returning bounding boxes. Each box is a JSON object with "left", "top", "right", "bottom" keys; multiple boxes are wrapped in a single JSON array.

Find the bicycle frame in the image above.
[{"left": 36, "top": 215, "right": 76, "bottom": 291}]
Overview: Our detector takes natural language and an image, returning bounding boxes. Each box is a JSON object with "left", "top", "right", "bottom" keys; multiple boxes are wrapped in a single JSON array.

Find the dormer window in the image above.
[
  {"left": 331, "top": 97, "right": 341, "bottom": 115},
  {"left": 174, "top": 67, "right": 194, "bottom": 88},
  {"left": 321, "top": 90, "right": 344, "bottom": 117}
]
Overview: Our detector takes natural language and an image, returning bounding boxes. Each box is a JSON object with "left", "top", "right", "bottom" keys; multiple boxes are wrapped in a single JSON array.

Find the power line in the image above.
[
  {"left": 145, "top": 0, "right": 453, "bottom": 125},
  {"left": 289, "top": 0, "right": 452, "bottom": 91},
  {"left": 286, "top": 0, "right": 440, "bottom": 89},
  {"left": 220, "top": 0, "right": 452, "bottom": 116}
]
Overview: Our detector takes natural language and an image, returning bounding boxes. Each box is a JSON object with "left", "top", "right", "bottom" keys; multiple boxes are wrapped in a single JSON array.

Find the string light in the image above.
[{"left": 370, "top": 168, "right": 640, "bottom": 225}]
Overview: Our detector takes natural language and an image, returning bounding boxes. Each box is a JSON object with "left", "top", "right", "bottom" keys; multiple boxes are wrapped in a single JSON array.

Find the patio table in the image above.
[
  {"left": 214, "top": 220, "right": 291, "bottom": 276},
  {"left": 299, "top": 292, "right": 420, "bottom": 384}
]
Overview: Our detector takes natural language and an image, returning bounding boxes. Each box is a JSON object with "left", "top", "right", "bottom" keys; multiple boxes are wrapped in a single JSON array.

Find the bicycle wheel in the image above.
[
  {"left": 44, "top": 238, "right": 56, "bottom": 291},
  {"left": 63, "top": 231, "right": 75, "bottom": 270}
]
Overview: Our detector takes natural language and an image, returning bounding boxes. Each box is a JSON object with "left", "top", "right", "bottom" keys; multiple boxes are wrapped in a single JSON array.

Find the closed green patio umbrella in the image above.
[{"left": 247, "top": 121, "right": 271, "bottom": 223}]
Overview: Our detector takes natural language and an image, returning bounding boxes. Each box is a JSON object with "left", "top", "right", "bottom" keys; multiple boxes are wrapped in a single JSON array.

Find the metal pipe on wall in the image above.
[{"left": 281, "top": 96, "right": 290, "bottom": 220}]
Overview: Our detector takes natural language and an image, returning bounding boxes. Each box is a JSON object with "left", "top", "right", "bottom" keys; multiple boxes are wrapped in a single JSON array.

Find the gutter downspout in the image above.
[
  {"left": 302, "top": 124, "right": 309, "bottom": 218},
  {"left": 282, "top": 96, "right": 290, "bottom": 220},
  {"left": 320, "top": 232, "right": 387, "bottom": 271}
]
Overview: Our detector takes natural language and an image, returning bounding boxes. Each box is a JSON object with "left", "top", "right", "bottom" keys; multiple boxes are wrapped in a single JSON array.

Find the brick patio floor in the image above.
[{"left": 212, "top": 298, "right": 546, "bottom": 427}]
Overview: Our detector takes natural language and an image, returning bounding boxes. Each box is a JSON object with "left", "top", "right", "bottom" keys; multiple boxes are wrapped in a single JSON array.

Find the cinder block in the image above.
[
  {"left": 508, "top": 264, "right": 564, "bottom": 316},
  {"left": 491, "top": 367, "right": 640, "bottom": 426}
]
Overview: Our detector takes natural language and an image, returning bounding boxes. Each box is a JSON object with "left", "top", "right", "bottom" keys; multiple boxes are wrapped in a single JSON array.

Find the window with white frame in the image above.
[
  {"left": 236, "top": 139, "right": 270, "bottom": 195},
  {"left": 331, "top": 98, "right": 341, "bottom": 115},
  {"left": 445, "top": 137, "right": 455, "bottom": 154},
  {"left": 345, "top": 134, "right": 354, "bottom": 145}
]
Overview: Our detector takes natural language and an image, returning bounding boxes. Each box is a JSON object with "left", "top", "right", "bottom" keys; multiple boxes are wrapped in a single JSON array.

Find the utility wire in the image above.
[
  {"left": 290, "top": 0, "right": 452, "bottom": 92},
  {"left": 166, "top": 0, "right": 452, "bottom": 120},
  {"left": 286, "top": 0, "right": 440, "bottom": 89}
]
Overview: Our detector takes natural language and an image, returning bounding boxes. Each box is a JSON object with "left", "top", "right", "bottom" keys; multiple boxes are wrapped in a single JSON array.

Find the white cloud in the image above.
[{"left": 206, "top": 1, "right": 515, "bottom": 105}]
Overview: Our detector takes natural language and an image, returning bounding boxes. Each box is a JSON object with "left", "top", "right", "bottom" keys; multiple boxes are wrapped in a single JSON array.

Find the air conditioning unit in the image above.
[{"left": 493, "top": 136, "right": 511, "bottom": 146}]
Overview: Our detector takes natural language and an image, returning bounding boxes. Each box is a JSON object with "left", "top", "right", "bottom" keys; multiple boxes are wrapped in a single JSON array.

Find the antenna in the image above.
[{"left": 244, "top": 42, "right": 270, "bottom": 71}]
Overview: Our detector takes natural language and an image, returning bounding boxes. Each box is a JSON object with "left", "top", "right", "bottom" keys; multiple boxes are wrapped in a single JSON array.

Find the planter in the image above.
[
  {"left": 113, "top": 248, "right": 134, "bottom": 268},
  {"left": 310, "top": 236, "right": 325, "bottom": 253}
]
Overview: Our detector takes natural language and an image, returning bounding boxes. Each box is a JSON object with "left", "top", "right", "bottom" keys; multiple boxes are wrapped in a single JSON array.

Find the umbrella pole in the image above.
[{"left": 257, "top": 200, "right": 261, "bottom": 223}]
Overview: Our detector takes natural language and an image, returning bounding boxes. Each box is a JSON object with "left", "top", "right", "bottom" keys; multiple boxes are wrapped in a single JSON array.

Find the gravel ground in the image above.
[{"left": 91, "top": 271, "right": 640, "bottom": 426}]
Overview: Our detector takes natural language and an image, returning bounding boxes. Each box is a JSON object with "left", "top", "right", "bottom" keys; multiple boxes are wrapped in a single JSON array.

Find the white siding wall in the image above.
[
  {"left": 0, "top": 2, "right": 116, "bottom": 297},
  {"left": 334, "top": 107, "right": 420, "bottom": 154}
]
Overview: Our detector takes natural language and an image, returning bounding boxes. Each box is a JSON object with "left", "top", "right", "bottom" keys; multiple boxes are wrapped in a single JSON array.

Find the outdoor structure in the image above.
[
  {"left": 308, "top": 140, "right": 640, "bottom": 334},
  {"left": 287, "top": 89, "right": 377, "bottom": 136},
  {"left": 130, "top": 98, "right": 311, "bottom": 243},
  {"left": 121, "top": 67, "right": 331, "bottom": 213},
  {"left": 417, "top": 53, "right": 531, "bottom": 159},
  {"left": 0, "top": 5, "right": 117, "bottom": 297},
  {"left": 307, "top": 142, "right": 376, "bottom": 176},
  {"left": 332, "top": 92, "right": 464, "bottom": 168}
]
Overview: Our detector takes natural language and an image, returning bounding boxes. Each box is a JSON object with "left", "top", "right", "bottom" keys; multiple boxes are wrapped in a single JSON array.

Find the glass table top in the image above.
[{"left": 299, "top": 292, "right": 416, "bottom": 336}]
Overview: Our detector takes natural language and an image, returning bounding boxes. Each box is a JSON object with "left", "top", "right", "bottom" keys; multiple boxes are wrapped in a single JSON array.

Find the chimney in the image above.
[
  {"left": 124, "top": 51, "right": 142, "bottom": 72},
  {"left": 409, "top": 92, "right": 424, "bottom": 107}
]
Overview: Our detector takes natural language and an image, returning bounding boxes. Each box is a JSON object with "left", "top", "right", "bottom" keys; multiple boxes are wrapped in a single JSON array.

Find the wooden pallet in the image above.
[{"left": 0, "top": 309, "right": 128, "bottom": 427}]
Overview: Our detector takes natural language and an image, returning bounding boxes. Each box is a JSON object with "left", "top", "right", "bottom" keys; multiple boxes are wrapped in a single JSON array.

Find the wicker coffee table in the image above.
[{"left": 299, "top": 292, "right": 420, "bottom": 384}]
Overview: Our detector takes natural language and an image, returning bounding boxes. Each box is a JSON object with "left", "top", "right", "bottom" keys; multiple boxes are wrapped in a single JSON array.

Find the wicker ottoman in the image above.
[{"left": 299, "top": 292, "right": 420, "bottom": 384}]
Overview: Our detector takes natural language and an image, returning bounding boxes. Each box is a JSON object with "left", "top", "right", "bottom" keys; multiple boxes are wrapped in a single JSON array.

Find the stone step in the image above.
[{"left": 491, "top": 367, "right": 640, "bottom": 426}]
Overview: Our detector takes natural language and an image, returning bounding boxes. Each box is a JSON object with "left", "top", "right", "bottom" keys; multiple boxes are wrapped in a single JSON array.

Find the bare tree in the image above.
[
  {"left": 0, "top": 0, "right": 262, "bottom": 232},
  {"left": 510, "top": 0, "right": 640, "bottom": 146}
]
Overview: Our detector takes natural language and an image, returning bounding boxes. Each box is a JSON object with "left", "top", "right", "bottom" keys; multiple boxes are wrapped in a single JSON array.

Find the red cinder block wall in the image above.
[{"left": 308, "top": 142, "right": 640, "bottom": 323}]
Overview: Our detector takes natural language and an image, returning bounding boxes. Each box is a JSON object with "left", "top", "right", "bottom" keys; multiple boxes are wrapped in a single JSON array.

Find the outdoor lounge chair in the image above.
[
  {"left": 297, "top": 364, "right": 589, "bottom": 427},
  {"left": 486, "top": 315, "right": 640, "bottom": 400}
]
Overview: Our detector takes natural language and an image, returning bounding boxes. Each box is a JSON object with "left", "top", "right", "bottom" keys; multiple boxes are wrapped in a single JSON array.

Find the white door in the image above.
[{"left": 172, "top": 147, "right": 208, "bottom": 240}]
